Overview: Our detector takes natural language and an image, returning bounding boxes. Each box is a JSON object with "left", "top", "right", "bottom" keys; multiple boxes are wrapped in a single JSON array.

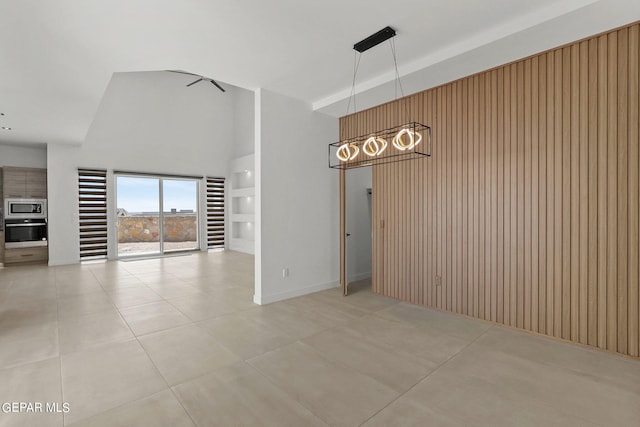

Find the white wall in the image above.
[
  {"left": 0, "top": 143, "right": 47, "bottom": 168},
  {"left": 346, "top": 167, "right": 372, "bottom": 281},
  {"left": 232, "top": 89, "right": 255, "bottom": 158},
  {"left": 47, "top": 71, "right": 240, "bottom": 265},
  {"left": 255, "top": 89, "right": 339, "bottom": 304}
]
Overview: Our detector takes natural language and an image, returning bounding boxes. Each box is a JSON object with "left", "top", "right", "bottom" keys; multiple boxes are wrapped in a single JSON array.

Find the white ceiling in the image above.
[{"left": 0, "top": 0, "right": 638, "bottom": 146}]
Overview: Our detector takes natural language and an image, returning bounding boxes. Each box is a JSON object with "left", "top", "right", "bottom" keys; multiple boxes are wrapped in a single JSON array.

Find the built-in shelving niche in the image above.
[{"left": 229, "top": 154, "right": 254, "bottom": 254}]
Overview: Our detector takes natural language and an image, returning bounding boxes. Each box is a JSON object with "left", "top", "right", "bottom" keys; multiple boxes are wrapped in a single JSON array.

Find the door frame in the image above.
[{"left": 340, "top": 169, "right": 347, "bottom": 295}]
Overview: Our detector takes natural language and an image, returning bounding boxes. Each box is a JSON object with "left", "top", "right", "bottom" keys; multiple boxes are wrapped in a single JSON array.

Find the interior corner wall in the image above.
[
  {"left": 341, "top": 21, "right": 640, "bottom": 357},
  {"left": 0, "top": 143, "right": 47, "bottom": 168},
  {"left": 255, "top": 89, "right": 339, "bottom": 304},
  {"left": 47, "top": 71, "right": 236, "bottom": 265}
]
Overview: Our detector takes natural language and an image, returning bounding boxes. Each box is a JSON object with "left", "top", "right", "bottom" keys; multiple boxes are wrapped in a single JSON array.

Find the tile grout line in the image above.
[
  {"left": 244, "top": 347, "right": 335, "bottom": 427},
  {"left": 0, "top": 253, "right": 254, "bottom": 426},
  {"left": 61, "top": 265, "right": 197, "bottom": 426},
  {"left": 54, "top": 266, "right": 66, "bottom": 427},
  {"left": 357, "top": 324, "right": 495, "bottom": 427},
  {"left": 109, "top": 268, "right": 200, "bottom": 427}
]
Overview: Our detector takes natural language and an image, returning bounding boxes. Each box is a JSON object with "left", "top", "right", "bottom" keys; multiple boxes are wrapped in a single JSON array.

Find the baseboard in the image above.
[
  {"left": 48, "top": 258, "right": 79, "bottom": 266},
  {"left": 254, "top": 280, "right": 339, "bottom": 305},
  {"left": 348, "top": 272, "right": 372, "bottom": 282}
]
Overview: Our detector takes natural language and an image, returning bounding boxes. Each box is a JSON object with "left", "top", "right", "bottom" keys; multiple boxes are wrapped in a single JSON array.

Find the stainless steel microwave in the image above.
[{"left": 4, "top": 199, "right": 47, "bottom": 219}]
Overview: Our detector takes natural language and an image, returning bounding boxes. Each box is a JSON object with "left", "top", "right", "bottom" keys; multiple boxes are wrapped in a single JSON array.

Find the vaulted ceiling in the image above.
[{"left": 0, "top": 0, "right": 638, "bottom": 146}]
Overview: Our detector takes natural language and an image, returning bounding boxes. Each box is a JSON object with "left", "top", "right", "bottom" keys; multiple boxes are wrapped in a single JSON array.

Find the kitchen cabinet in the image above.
[
  {"left": 26, "top": 169, "right": 47, "bottom": 198},
  {"left": 3, "top": 167, "right": 26, "bottom": 198},
  {"left": 0, "top": 232, "right": 4, "bottom": 265},
  {"left": 2, "top": 167, "right": 47, "bottom": 199},
  {"left": 3, "top": 246, "right": 47, "bottom": 265}
]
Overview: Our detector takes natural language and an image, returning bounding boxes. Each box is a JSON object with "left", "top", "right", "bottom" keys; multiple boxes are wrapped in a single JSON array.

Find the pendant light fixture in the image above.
[{"left": 329, "top": 26, "right": 432, "bottom": 169}]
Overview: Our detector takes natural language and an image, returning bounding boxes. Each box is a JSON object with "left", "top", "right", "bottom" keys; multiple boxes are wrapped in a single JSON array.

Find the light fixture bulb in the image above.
[
  {"left": 377, "top": 138, "right": 388, "bottom": 155},
  {"left": 336, "top": 143, "right": 351, "bottom": 161},
  {"left": 349, "top": 144, "right": 359, "bottom": 160},
  {"left": 392, "top": 128, "right": 413, "bottom": 151},
  {"left": 1, "top": 126, "right": 11, "bottom": 131},
  {"left": 413, "top": 131, "right": 423, "bottom": 147},
  {"left": 336, "top": 143, "right": 360, "bottom": 161},
  {"left": 392, "top": 128, "right": 422, "bottom": 151},
  {"left": 363, "top": 137, "right": 388, "bottom": 157},
  {"left": 363, "top": 137, "right": 378, "bottom": 157}
]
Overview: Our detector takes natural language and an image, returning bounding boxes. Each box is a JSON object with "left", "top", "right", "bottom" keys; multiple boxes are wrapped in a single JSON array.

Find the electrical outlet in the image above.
[
  {"left": 435, "top": 275, "right": 442, "bottom": 287},
  {"left": 282, "top": 268, "right": 289, "bottom": 278}
]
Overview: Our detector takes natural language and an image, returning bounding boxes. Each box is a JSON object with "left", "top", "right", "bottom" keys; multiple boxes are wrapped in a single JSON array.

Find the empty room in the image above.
[{"left": 1, "top": 1, "right": 639, "bottom": 426}]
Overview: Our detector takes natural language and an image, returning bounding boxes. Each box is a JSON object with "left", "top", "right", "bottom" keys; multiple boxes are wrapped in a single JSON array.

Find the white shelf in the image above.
[
  {"left": 229, "top": 153, "right": 255, "bottom": 255},
  {"left": 231, "top": 187, "right": 255, "bottom": 197},
  {"left": 231, "top": 154, "right": 254, "bottom": 174},
  {"left": 231, "top": 214, "right": 254, "bottom": 223}
]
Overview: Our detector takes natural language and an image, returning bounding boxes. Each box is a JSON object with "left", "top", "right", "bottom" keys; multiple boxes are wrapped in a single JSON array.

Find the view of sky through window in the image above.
[{"left": 116, "top": 176, "right": 197, "bottom": 214}]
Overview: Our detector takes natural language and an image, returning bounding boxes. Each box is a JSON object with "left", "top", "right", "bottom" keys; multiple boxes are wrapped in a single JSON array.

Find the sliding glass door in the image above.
[
  {"left": 116, "top": 175, "right": 199, "bottom": 257},
  {"left": 163, "top": 179, "right": 198, "bottom": 252},
  {"left": 116, "top": 176, "right": 160, "bottom": 256}
]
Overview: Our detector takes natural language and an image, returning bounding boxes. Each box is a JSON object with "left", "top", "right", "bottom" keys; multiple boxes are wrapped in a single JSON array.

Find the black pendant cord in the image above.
[
  {"left": 389, "top": 37, "right": 410, "bottom": 124},
  {"left": 345, "top": 50, "right": 363, "bottom": 117}
]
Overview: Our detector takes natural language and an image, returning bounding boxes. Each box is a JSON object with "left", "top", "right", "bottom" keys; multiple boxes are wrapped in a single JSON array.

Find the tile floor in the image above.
[{"left": 0, "top": 250, "right": 639, "bottom": 426}]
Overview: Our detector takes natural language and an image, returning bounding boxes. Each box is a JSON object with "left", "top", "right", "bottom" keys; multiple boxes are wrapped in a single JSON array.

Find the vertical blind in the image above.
[
  {"left": 78, "top": 168, "right": 108, "bottom": 259},
  {"left": 206, "top": 177, "right": 225, "bottom": 249}
]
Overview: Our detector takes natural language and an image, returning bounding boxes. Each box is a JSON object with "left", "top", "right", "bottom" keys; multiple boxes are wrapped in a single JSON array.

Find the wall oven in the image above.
[
  {"left": 5, "top": 199, "right": 47, "bottom": 219},
  {"left": 4, "top": 199, "right": 48, "bottom": 249},
  {"left": 4, "top": 218, "right": 48, "bottom": 249}
]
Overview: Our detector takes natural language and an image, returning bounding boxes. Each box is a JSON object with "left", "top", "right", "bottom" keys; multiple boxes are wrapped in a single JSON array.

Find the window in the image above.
[
  {"left": 78, "top": 168, "right": 108, "bottom": 260},
  {"left": 206, "top": 177, "right": 225, "bottom": 249}
]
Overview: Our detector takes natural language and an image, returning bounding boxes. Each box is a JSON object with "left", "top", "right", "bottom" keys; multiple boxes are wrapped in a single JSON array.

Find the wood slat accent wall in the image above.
[{"left": 340, "top": 22, "right": 640, "bottom": 357}]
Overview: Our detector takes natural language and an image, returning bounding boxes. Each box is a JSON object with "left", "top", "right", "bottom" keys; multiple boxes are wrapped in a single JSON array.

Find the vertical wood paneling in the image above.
[
  {"left": 342, "top": 22, "right": 640, "bottom": 357},
  {"left": 471, "top": 76, "right": 481, "bottom": 317},
  {"left": 617, "top": 29, "right": 629, "bottom": 355},
  {"left": 446, "top": 84, "right": 453, "bottom": 311},
  {"left": 479, "top": 73, "right": 487, "bottom": 320},
  {"left": 497, "top": 67, "right": 505, "bottom": 325},
  {"left": 546, "top": 52, "right": 556, "bottom": 336},
  {"left": 491, "top": 70, "right": 498, "bottom": 323},
  {"left": 587, "top": 38, "right": 599, "bottom": 347},
  {"left": 570, "top": 44, "right": 580, "bottom": 342},
  {"left": 554, "top": 48, "right": 563, "bottom": 339},
  {"left": 538, "top": 54, "right": 548, "bottom": 334},
  {"left": 509, "top": 65, "right": 518, "bottom": 327},
  {"left": 531, "top": 57, "right": 540, "bottom": 333},
  {"left": 607, "top": 32, "right": 618, "bottom": 352},
  {"left": 457, "top": 82, "right": 464, "bottom": 314},
  {"left": 562, "top": 47, "right": 571, "bottom": 341},
  {"left": 597, "top": 34, "right": 608, "bottom": 350},
  {"left": 628, "top": 25, "right": 639, "bottom": 357},
  {"left": 524, "top": 59, "right": 532, "bottom": 331},
  {"left": 462, "top": 78, "right": 469, "bottom": 315},
  {"left": 517, "top": 61, "right": 525, "bottom": 329},
  {"left": 465, "top": 79, "right": 475, "bottom": 316},
  {"left": 579, "top": 41, "right": 589, "bottom": 345}
]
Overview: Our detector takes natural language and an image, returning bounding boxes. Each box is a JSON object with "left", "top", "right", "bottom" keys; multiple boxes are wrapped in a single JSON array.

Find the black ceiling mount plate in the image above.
[{"left": 353, "top": 26, "right": 396, "bottom": 53}]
